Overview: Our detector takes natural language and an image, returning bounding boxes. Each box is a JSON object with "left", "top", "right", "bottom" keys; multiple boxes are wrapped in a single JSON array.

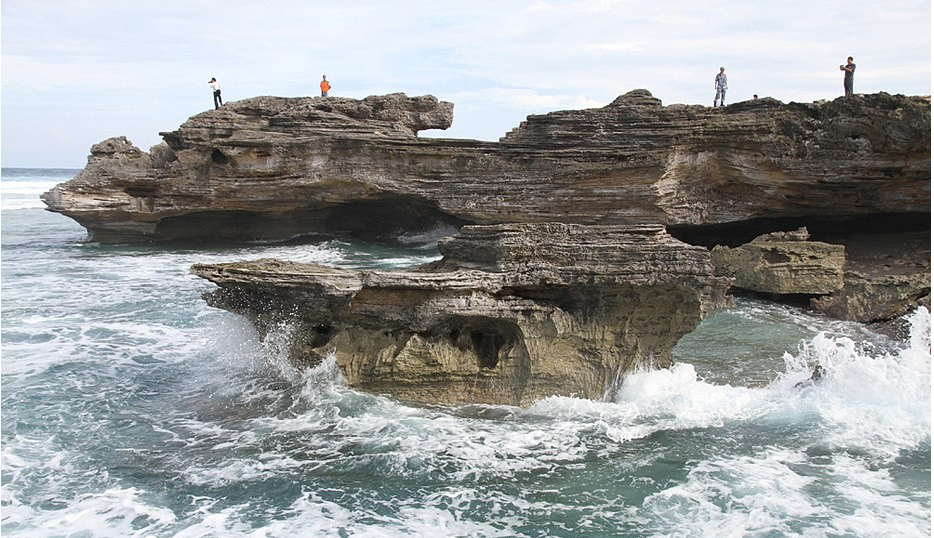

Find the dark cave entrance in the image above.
[
  {"left": 152, "top": 197, "right": 472, "bottom": 244},
  {"left": 667, "top": 212, "right": 931, "bottom": 248},
  {"left": 322, "top": 197, "right": 472, "bottom": 242}
]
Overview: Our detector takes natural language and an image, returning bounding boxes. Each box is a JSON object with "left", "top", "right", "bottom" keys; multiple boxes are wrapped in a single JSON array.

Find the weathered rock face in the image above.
[
  {"left": 813, "top": 272, "right": 931, "bottom": 323},
  {"left": 811, "top": 231, "right": 931, "bottom": 322},
  {"left": 41, "top": 89, "right": 930, "bottom": 405},
  {"left": 711, "top": 228, "right": 846, "bottom": 295},
  {"left": 711, "top": 227, "right": 931, "bottom": 323},
  {"left": 41, "top": 93, "right": 461, "bottom": 242},
  {"left": 191, "top": 224, "right": 732, "bottom": 406},
  {"left": 42, "top": 90, "right": 930, "bottom": 243}
]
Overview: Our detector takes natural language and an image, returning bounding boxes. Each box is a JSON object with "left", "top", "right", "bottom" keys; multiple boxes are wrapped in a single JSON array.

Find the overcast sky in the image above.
[{"left": 2, "top": 0, "right": 931, "bottom": 167}]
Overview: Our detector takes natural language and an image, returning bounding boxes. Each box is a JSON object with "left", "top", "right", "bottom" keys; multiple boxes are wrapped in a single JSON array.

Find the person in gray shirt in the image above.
[{"left": 714, "top": 67, "right": 728, "bottom": 107}]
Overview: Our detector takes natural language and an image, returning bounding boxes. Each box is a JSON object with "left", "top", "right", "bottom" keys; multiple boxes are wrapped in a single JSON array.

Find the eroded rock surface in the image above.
[
  {"left": 42, "top": 90, "right": 930, "bottom": 243},
  {"left": 711, "top": 228, "right": 931, "bottom": 323},
  {"left": 42, "top": 89, "right": 931, "bottom": 405},
  {"left": 811, "top": 231, "right": 931, "bottom": 322},
  {"left": 41, "top": 93, "right": 460, "bottom": 242},
  {"left": 711, "top": 228, "right": 846, "bottom": 295},
  {"left": 191, "top": 224, "right": 732, "bottom": 406}
]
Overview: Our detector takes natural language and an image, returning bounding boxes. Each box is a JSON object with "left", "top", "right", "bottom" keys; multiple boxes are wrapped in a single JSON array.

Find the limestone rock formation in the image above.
[
  {"left": 41, "top": 93, "right": 460, "bottom": 242},
  {"left": 39, "top": 89, "right": 931, "bottom": 405},
  {"left": 191, "top": 224, "right": 732, "bottom": 406},
  {"left": 812, "top": 272, "right": 931, "bottom": 323},
  {"left": 811, "top": 231, "right": 931, "bottom": 322},
  {"left": 711, "top": 228, "right": 846, "bottom": 295},
  {"left": 42, "top": 90, "right": 930, "bottom": 244},
  {"left": 710, "top": 227, "right": 931, "bottom": 323}
]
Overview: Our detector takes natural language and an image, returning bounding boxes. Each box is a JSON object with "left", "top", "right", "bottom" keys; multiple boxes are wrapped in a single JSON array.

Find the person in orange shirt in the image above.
[{"left": 320, "top": 75, "right": 331, "bottom": 97}]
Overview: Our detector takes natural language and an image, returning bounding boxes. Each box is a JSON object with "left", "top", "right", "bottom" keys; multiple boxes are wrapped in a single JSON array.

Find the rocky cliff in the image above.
[
  {"left": 192, "top": 224, "right": 732, "bottom": 406},
  {"left": 42, "top": 90, "right": 931, "bottom": 405},
  {"left": 710, "top": 228, "right": 930, "bottom": 324},
  {"left": 42, "top": 90, "right": 930, "bottom": 243}
]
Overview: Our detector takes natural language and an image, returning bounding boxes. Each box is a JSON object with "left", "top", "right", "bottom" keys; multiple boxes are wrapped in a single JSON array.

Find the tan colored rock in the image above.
[
  {"left": 711, "top": 228, "right": 846, "bottom": 295},
  {"left": 191, "top": 224, "right": 732, "bottom": 406},
  {"left": 811, "top": 271, "right": 931, "bottom": 322}
]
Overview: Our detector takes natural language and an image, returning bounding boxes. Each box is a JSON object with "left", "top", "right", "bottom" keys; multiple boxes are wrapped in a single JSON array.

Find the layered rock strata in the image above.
[
  {"left": 42, "top": 89, "right": 931, "bottom": 404},
  {"left": 811, "top": 231, "right": 931, "bottom": 322},
  {"left": 192, "top": 224, "right": 732, "bottom": 406},
  {"left": 42, "top": 90, "right": 930, "bottom": 243},
  {"left": 711, "top": 228, "right": 846, "bottom": 295}
]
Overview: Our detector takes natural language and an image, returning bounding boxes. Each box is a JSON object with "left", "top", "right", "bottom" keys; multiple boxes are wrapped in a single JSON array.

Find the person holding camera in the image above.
[
  {"left": 839, "top": 57, "right": 856, "bottom": 96},
  {"left": 209, "top": 77, "right": 223, "bottom": 109}
]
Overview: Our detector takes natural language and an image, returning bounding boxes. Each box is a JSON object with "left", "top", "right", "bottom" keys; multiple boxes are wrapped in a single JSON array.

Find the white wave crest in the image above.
[
  {"left": 774, "top": 307, "right": 931, "bottom": 457},
  {"left": 395, "top": 223, "right": 462, "bottom": 245},
  {"left": 642, "top": 446, "right": 931, "bottom": 538},
  {"left": 1, "top": 487, "right": 177, "bottom": 538},
  {"left": 615, "top": 363, "right": 773, "bottom": 430}
]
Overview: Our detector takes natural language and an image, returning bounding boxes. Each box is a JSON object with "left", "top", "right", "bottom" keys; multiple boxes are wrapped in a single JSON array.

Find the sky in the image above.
[{"left": 2, "top": 0, "right": 931, "bottom": 168}]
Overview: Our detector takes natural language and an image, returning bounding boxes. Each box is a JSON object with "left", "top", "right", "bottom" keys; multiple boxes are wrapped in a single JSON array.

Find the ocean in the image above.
[{"left": 1, "top": 167, "right": 930, "bottom": 537}]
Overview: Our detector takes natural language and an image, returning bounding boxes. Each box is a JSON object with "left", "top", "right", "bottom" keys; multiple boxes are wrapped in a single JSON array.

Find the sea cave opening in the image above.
[
  {"left": 152, "top": 196, "right": 472, "bottom": 245},
  {"left": 667, "top": 212, "right": 931, "bottom": 248}
]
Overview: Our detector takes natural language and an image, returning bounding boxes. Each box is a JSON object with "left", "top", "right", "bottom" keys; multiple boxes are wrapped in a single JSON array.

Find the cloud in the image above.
[
  {"left": 450, "top": 87, "right": 605, "bottom": 111},
  {"left": 1, "top": 0, "right": 930, "bottom": 166},
  {"left": 2, "top": 55, "right": 197, "bottom": 93},
  {"left": 590, "top": 43, "right": 646, "bottom": 53}
]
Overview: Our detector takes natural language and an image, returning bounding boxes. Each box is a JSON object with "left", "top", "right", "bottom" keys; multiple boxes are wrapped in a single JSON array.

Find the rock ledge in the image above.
[{"left": 192, "top": 223, "right": 731, "bottom": 406}]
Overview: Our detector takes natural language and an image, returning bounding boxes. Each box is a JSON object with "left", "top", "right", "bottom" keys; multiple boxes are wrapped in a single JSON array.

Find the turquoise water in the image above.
[{"left": 1, "top": 169, "right": 930, "bottom": 537}]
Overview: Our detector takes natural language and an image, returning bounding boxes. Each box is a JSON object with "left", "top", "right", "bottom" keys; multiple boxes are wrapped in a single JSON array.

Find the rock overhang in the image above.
[
  {"left": 41, "top": 90, "right": 930, "bottom": 245},
  {"left": 191, "top": 223, "right": 733, "bottom": 406}
]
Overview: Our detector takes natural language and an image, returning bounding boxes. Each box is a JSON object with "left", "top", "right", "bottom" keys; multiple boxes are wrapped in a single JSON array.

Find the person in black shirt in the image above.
[{"left": 839, "top": 57, "right": 856, "bottom": 96}]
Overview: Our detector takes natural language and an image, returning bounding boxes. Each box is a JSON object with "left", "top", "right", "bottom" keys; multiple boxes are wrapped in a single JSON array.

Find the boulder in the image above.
[
  {"left": 812, "top": 272, "right": 931, "bottom": 323},
  {"left": 711, "top": 228, "right": 846, "bottom": 295}
]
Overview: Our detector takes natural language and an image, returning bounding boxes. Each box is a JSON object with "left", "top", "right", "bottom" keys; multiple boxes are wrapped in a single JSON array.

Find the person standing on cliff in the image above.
[
  {"left": 209, "top": 78, "right": 223, "bottom": 109},
  {"left": 714, "top": 67, "right": 728, "bottom": 107},
  {"left": 840, "top": 57, "right": 856, "bottom": 96},
  {"left": 320, "top": 75, "right": 331, "bottom": 97}
]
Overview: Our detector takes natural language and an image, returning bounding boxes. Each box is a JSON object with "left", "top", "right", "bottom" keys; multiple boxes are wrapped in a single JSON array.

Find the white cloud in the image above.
[
  {"left": 450, "top": 87, "right": 604, "bottom": 111},
  {"left": 590, "top": 43, "right": 645, "bottom": 53}
]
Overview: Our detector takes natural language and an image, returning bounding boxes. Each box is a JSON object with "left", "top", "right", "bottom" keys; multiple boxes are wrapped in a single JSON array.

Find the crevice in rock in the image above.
[
  {"left": 152, "top": 200, "right": 471, "bottom": 245},
  {"left": 157, "top": 210, "right": 329, "bottom": 243},
  {"left": 211, "top": 148, "right": 231, "bottom": 165},
  {"left": 471, "top": 330, "right": 505, "bottom": 369},
  {"left": 157, "top": 211, "right": 267, "bottom": 242},
  {"left": 668, "top": 211, "right": 931, "bottom": 248},
  {"left": 306, "top": 324, "right": 334, "bottom": 348},
  {"left": 730, "top": 289, "right": 817, "bottom": 309},
  {"left": 124, "top": 186, "right": 157, "bottom": 198},
  {"left": 441, "top": 317, "right": 518, "bottom": 371}
]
